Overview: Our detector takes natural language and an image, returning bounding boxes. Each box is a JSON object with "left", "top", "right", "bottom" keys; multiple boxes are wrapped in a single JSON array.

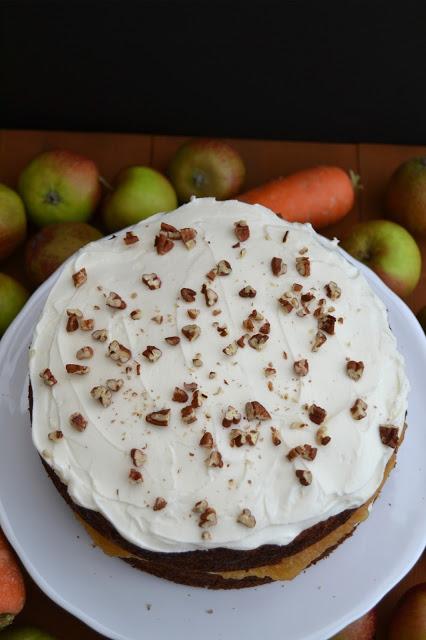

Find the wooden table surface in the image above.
[{"left": 1, "top": 130, "right": 425, "bottom": 639}]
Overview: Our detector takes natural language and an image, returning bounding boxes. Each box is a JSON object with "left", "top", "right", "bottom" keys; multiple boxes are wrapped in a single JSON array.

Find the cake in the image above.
[{"left": 29, "top": 198, "right": 408, "bottom": 589}]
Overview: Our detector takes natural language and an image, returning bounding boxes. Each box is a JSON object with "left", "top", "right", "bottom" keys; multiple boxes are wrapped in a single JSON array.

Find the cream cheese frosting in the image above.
[{"left": 29, "top": 198, "right": 409, "bottom": 553}]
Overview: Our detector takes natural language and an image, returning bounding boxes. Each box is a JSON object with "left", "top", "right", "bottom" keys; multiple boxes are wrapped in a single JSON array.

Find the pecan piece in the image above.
[
  {"left": 316, "top": 426, "right": 331, "bottom": 446},
  {"left": 264, "top": 367, "right": 276, "bottom": 377},
  {"left": 217, "top": 259, "right": 232, "bottom": 275},
  {"left": 107, "top": 340, "right": 132, "bottom": 363},
  {"left": 346, "top": 360, "right": 364, "bottom": 380},
  {"left": 123, "top": 231, "right": 139, "bottom": 245},
  {"left": 65, "top": 363, "right": 90, "bottom": 375},
  {"left": 239, "top": 285, "right": 256, "bottom": 298},
  {"left": 142, "top": 273, "right": 161, "bottom": 290},
  {"left": 172, "top": 387, "right": 189, "bottom": 403},
  {"left": 325, "top": 281, "right": 341, "bottom": 300},
  {"left": 234, "top": 220, "right": 250, "bottom": 242},
  {"left": 76, "top": 346, "right": 94, "bottom": 360},
  {"left": 312, "top": 331, "right": 327, "bottom": 352},
  {"left": 295, "top": 469, "right": 312, "bottom": 486},
  {"left": 79, "top": 318, "right": 94, "bottom": 331},
  {"left": 106, "top": 378, "right": 124, "bottom": 392},
  {"left": 161, "top": 222, "right": 181, "bottom": 239},
  {"left": 278, "top": 296, "right": 295, "bottom": 314},
  {"left": 181, "top": 405, "right": 197, "bottom": 424},
  {"left": 222, "top": 405, "right": 241, "bottom": 428},
  {"left": 201, "top": 284, "right": 218, "bottom": 307},
  {"left": 271, "top": 426, "right": 282, "bottom": 446},
  {"left": 318, "top": 314, "right": 336, "bottom": 335},
  {"left": 287, "top": 444, "right": 317, "bottom": 461},
  {"left": 180, "top": 227, "right": 197, "bottom": 249},
  {"left": 350, "top": 398, "right": 367, "bottom": 420},
  {"left": 294, "top": 359, "right": 309, "bottom": 377},
  {"left": 40, "top": 368, "right": 57, "bottom": 386},
  {"left": 90, "top": 385, "right": 112, "bottom": 407},
  {"left": 248, "top": 333, "right": 269, "bottom": 351},
  {"left": 184, "top": 382, "right": 198, "bottom": 392},
  {"left": 308, "top": 404, "right": 327, "bottom": 425},
  {"left": 142, "top": 345, "right": 162, "bottom": 363},
  {"left": 245, "top": 401, "right": 271, "bottom": 421},
  {"left": 92, "top": 328, "right": 107, "bottom": 342},
  {"left": 236, "top": 334, "right": 248, "bottom": 348},
  {"left": 191, "top": 389, "right": 204, "bottom": 408},
  {"left": 72, "top": 267, "right": 87, "bottom": 288},
  {"left": 66, "top": 313, "right": 80, "bottom": 332},
  {"left": 130, "top": 448, "right": 147, "bottom": 467},
  {"left": 295, "top": 256, "right": 310, "bottom": 277},
  {"left": 237, "top": 508, "right": 256, "bottom": 528},
  {"left": 215, "top": 323, "right": 229, "bottom": 337},
  {"left": 199, "top": 506, "right": 217, "bottom": 528},
  {"left": 199, "top": 432, "right": 214, "bottom": 448},
  {"left": 259, "top": 322, "right": 270, "bottom": 335},
  {"left": 229, "top": 429, "right": 245, "bottom": 447},
  {"left": 181, "top": 287, "right": 196, "bottom": 302},
  {"left": 106, "top": 291, "right": 127, "bottom": 310},
  {"left": 155, "top": 233, "right": 174, "bottom": 255},
  {"left": 69, "top": 412, "right": 87, "bottom": 432},
  {"left": 48, "top": 430, "right": 63, "bottom": 442},
  {"left": 153, "top": 497, "right": 167, "bottom": 511},
  {"left": 165, "top": 336, "right": 180, "bottom": 346},
  {"left": 128, "top": 468, "right": 143, "bottom": 484},
  {"left": 206, "top": 450, "right": 223, "bottom": 468},
  {"left": 187, "top": 308, "right": 199, "bottom": 319},
  {"left": 181, "top": 324, "right": 201, "bottom": 341},
  {"left": 193, "top": 499, "right": 208, "bottom": 513},
  {"left": 223, "top": 341, "right": 238, "bottom": 356},
  {"left": 379, "top": 425, "right": 399, "bottom": 448},
  {"left": 130, "top": 309, "right": 142, "bottom": 320},
  {"left": 145, "top": 409, "right": 170, "bottom": 427},
  {"left": 271, "top": 257, "right": 287, "bottom": 276}
]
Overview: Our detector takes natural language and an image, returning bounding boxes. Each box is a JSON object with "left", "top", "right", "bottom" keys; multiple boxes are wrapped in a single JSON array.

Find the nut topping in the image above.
[
  {"left": 65, "top": 363, "right": 90, "bottom": 375},
  {"left": 193, "top": 499, "right": 208, "bottom": 513},
  {"left": 129, "top": 468, "right": 143, "bottom": 484},
  {"left": 245, "top": 401, "right": 271, "bottom": 421},
  {"left": 72, "top": 267, "right": 87, "bottom": 288},
  {"left": 187, "top": 308, "right": 200, "bottom": 319},
  {"left": 206, "top": 450, "right": 223, "bottom": 468},
  {"left": 155, "top": 233, "right": 174, "bottom": 255},
  {"left": 106, "top": 378, "right": 124, "bottom": 392},
  {"left": 199, "top": 432, "right": 214, "bottom": 448},
  {"left": 181, "top": 324, "right": 201, "bottom": 341},
  {"left": 92, "top": 329, "right": 108, "bottom": 342},
  {"left": 222, "top": 405, "right": 241, "bottom": 428},
  {"left": 69, "top": 412, "right": 87, "bottom": 432},
  {"left": 318, "top": 314, "right": 336, "bottom": 335},
  {"left": 223, "top": 341, "right": 238, "bottom": 356},
  {"left": 142, "top": 273, "right": 161, "bottom": 290},
  {"left": 215, "top": 323, "right": 229, "bottom": 337},
  {"left": 172, "top": 387, "right": 189, "bottom": 403},
  {"left": 325, "top": 281, "right": 341, "bottom": 300},
  {"left": 287, "top": 444, "right": 317, "bottom": 461},
  {"left": 165, "top": 336, "right": 180, "bottom": 346},
  {"left": 346, "top": 360, "right": 365, "bottom": 380},
  {"left": 271, "top": 427, "right": 282, "bottom": 446},
  {"left": 379, "top": 425, "right": 399, "bottom": 448},
  {"left": 236, "top": 334, "right": 248, "bottom": 348},
  {"left": 229, "top": 429, "right": 258, "bottom": 447},
  {"left": 180, "top": 227, "right": 197, "bottom": 249},
  {"left": 40, "top": 368, "right": 57, "bottom": 386},
  {"left": 153, "top": 497, "right": 167, "bottom": 511},
  {"left": 312, "top": 330, "right": 327, "bottom": 352},
  {"left": 142, "top": 345, "right": 162, "bottom": 362},
  {"left": 259, "top": 322, "right": 270, "bottom": 335},
  {"left": 130, "top": 448, "right": 147, "bottom": 467},
  {"left": 201, "top": 285, "right": 218, "bottom": 307},
  {"left": 181, "top": 288, "right": 196, "bottom": 303},
  {"left": 295, "top": 256, "right": 311, "bottom": 277},
  {"left": 90, "top": 385, "right": 112, "bottom": 407},
  {"left": 123, "top": 231, "right": 139, "bottom": 245},
  {"left": 264, "top": 367, "right": 276, "bottom": 377},
  {"left": 239, "top": 285, "right": 256, "bottom": 298},
  {"left": 191, "top": 389, "right": 204, "bottom": 408},
  {"left": 181, "top": 405, "right": 197, "bottom": 424},
  {"left": 295, "top": 469, "right": 312, "bottom": 486},
  {"left": 316, "top": 426, "right": 331, "bottom": 446},
  {"left": 271, "top": 257, "right": 287, "bottom": 276},
  {"left": 217, "top": 259, "right": 232, "bottom": 275},
  {"left": 48, "top": 430, "right": 63, "bottom": 442},
  {"left": 294, "top": 359, "right": 309, "bottom": 377},
  {"left": 248, "top": 333, "right": 269, "bottom": 351},
  {"left": 66, "top": 313, "right": 80, "bottom": 332},
  {"left": 278, "top": 296, "right": 296, "bottom": 314},
  {"left": 79, "top": 318, "right": 94, "bottom": 331},
  {"left": 145, "top": 409, "right": 170, "bottom": 427},
  {"left": 237, "top": 508, "right": 256, "bottom": 528},
  {"left": 350, "top": 398, "right": 367, "bottom": 420},
  {"left": 308, "top": 404, "right": 327, "bottom": 425},
  {"left": 199, "top": 506, "right": 217, "bottom": 528},
  {"left": 106, "top": 291, "right": 127, "bottom": 310},
  {"left": 160, "top": 222, "right": 181, "bottom": 239},
  {"left": 234, "top": 220, "right": 250, "bottom": 242},
  {"left": 184, "top": 382, "right": 198, "bottom": 392},
  {"left": 107, "top": 340, "right": 132, "bottom": 363},
  {"left": 206, "top": 267, "right": 218, "bottom": 281},
  {"left": 76, "top": 346, "right": 94, "bottom": 360}
]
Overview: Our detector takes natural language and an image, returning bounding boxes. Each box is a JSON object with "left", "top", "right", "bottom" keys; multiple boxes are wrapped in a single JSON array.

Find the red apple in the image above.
[
  {"left": 26, "top": 222, "right": 102, "bottom": 286},
  {"left": 385, "top": 157, "right": 426, "bottom": 235},
  {"left": 0, "top": 273, "right": 29, "bottom": 335},
  {"left": 168, "top": 138, "right": 246, "bottom": 202},
  {"left": 388, "top": 583, "right": 426, "bottom": 639},
  {"left": 0, "top": 184, "right": 27, "bottom": 261},
  {"left": 18, "top": 150, "right": 101, "bottom": 227},
  {"left": 330, "top": 608, "right": 377, "bottom": 639},
  {"left": 340, "top": 220, "right": 421, "bottom": 297}
]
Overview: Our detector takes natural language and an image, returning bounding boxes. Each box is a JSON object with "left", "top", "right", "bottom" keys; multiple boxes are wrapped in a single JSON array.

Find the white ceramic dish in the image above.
[{"left": 0, "top": 253, "right": 425, "bottom": 640}]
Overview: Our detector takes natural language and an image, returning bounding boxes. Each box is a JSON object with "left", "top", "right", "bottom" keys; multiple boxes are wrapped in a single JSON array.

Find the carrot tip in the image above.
[
  {"left": 349, "top": 169, "right": 363, "bottom": 192},
  {"left": 0, "top": 613, "right": 15, "bottom": 630}
]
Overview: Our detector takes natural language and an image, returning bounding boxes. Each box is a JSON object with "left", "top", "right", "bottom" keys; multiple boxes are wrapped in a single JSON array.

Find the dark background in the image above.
[{"left": 1, "top": 0, "right": 426, "bottom": 143}]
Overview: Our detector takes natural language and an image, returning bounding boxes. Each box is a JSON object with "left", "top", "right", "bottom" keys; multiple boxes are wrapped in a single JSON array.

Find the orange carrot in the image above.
[
  {"left": 0, "top": 530, "right": 26, "bottom": 629},
  {"left": 238, "top": 166, "right": 359, "bottom": 229}
]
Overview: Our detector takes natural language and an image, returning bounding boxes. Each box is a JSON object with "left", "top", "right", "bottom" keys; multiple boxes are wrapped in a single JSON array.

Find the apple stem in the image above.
[
  {"left": 99, "top": 175, "right": 113, "bottom": 191},
  {"left": 349, "top": 169, "right": 363, "bottom": 192}
]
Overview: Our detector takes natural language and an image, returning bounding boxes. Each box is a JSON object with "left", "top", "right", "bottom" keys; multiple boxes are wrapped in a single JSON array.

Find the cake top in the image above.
[{"left": 30, "top": 198, "right": 408, "bottom": 553}]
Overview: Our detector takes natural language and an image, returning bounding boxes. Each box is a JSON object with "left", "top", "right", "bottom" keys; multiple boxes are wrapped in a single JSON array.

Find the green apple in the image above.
[
  {"left": 168, "top": 138, "right": 246, "bottom": 202},
  {"left": 330, "top": 609, "right": 376, "bottom": 639},
  {"left": 18, "top": 150, "right": 101, "bottom": 227},
  {"left": 103, "top": 166, "right": 177, "bottom": 232},
  {"left": 0, "top": 185, "right": 27, "bottom": 261},
  {"left": 0, "top": 627, "right": 56, "bottom": 640},
  {"left": 25, "top": 222, "right": 102, "bottom": 287},
  {"left": 388, "top": 582, "right": 426, "bottom": 639},
  {"left": 385, "top": 157, "right": 426, "bottom": 235},
  {"left": 0, "top": 273, "right": 29, "bottom": 335},
  {"left": 341, "top": 219, "right": 421, "bottom": 298}
]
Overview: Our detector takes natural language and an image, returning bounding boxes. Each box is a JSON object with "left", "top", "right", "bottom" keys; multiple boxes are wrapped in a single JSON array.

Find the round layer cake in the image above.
[{"left": 29, "top": 198, "right": 408, "bottom": 588}]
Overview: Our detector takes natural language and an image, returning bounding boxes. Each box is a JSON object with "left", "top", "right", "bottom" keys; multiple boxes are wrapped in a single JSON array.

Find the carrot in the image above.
[
  {"left": 238, "top": 166, "right": 359, "bottom": 229},
  {"left": 0, "top": 530, "right": 26, "bottom": 629}
]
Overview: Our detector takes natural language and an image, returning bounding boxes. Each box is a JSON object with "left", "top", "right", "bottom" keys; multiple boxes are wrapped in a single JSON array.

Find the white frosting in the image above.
[{"left": 30, "top": 198, "right": 408, "bottom": 553}]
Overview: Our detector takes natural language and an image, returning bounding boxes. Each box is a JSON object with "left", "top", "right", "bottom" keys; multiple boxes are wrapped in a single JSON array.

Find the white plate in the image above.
[{"left": 0, "top": 255, "right": 425, "bottom": 640}]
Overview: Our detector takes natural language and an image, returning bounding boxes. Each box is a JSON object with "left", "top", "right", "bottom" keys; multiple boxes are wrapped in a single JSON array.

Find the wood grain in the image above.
[{"left": 0, "top": 130, "right": 424, "bottom": 639}]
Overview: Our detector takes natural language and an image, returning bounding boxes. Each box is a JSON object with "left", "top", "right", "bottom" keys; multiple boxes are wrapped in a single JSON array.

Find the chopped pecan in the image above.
[
  {"left": 236, "top": 334, "right": 248, "bottom": 348},
  {"left": 239, "top": 285, "right": 256, "bottom": 298},
  {"left": 151, "top": 314, "right": 163, "bottom": 324},
  {"left": 142, "top": 345, "right": 162, "bottom": 362},
  {"left": 206, "top": 450, "right": 223, "bottom": 468},
  {"left": 295, "top": 469, "right": 312, "bottom": 486},
  {"left": 201, "top": 284, "right": 218, "bottom": 307},
  {"left": 223, "top": 341, "right": 238, "bottom": 356},
  {"left": 123, "top": 231, "right": 139, "bottom": 245},
  {"left": 271, "top": 257, "right": 287, "bottom": 276},
  {"left": 294, "top": 359, "right": 309, "bottom": 377},
  {"left": 316, "top": 426, "right": 331, "bottom": 446},
  {"left": 184, "top": 382, "right": 198, "bottom": 392},
  {"left": 181, "top": 405, "right": 197, "bottom": 424},
  {"left": 172, "top": 387, "right": 189, "bottom": 403},
  {"left": 217, "top": 259, "right": 232, "bottom": 276},
  {"left": 242, "top": 317, "right": 255, "bottom": 332},
  {"left": 249, "top": 309, "right": 264, "bottom": 321},
  {"left": 142, "top": 273, "right": 161, "bottom": 290},
  {"left": 145, "top": 409, "right": 170, "bottom": 427},
  {"left": 130, "top": 448, "right": 146, "bottom": 467},
  {"left": 69, "top": 412, "right": 87, "bottom": 432},
  {"left": 245, "top": 401, "right": 271, "bottom": 421},
  {"left": 379, "top": 425, "right": 399, "bottom": 448},
  {"left": 90, "top": 385, "right": 112, "bottom": 407},
  {"left": 108, "top": 340, "right": 132, "bottom": 363},
  {"left": 79, "top": 318, "right": 94, "bottom": 331},
  {"left": 66, "top": 313, "right": 80, "bottom": 332},
  {"left": 181, "top": 324, "right": 201, "bottom": 341},
  {"left": 215, "top": 323, "right": 229, "bottom": 337},
  {"left": 106, "top": 291, "right": 127, "bottom": 310},
  {"left": 72, "top": 267, "right": 87, "bottom": 288},
  {"left": 181, "top": 287, "right": 196, "bottom": 302},
  {"left": 222, "top": 405, "right": 241, "bottom": 428},
  {"left": 187, "top": 308, "right": 199, "bottom": 319},
  {"left": 92, "top": 328, "right": 107, "bottom": 342},
  {"left": 48, "top": 430, "right": 63, "bottom": 442},
  {"left": 237, "top": 508, "right": 256, "bottom": 528},
  {"left": 308, "top": 404, "right": 327, "bottom": 425},
  {"left": 229, "top": 429, "right": 245, "bottom": 447},
  {"left": 191, "top": 389, "right": 204, "bottom": 408},
  {"left": 165, "top": 335, "right": 180, "bottom": 346},
  {"left": 76, "top": 346, "right": 94, "bottom": 360},
  {"left": 234, "top": 220, "right": 250, "bottom": 242},
  {"left": 293, "top": 283, "right": 303, "bottom": 292},
  {"left": 325, "top": 281, "right": 341, "bottom": 300},
  {"left": 199, "top": 506, "right": 217, "bottom": 527},
  {"left": 153, "top": 497, "right": 167, "bottom": 511},
  {"left": 192, "top": 355, "right": 203, "bottom": 367},
  {"left": 264, "top": 366, "right": 276, "bottom": 377},
  {"left": 193, "top": 499, "right": 208, "bottom": 513},
  {"left": 259, "top": 322, "right": 270, "bottom": 335},
  {"left": 128, "top": 468, "right": 143, "bottom": 484},
  {"left": 208, "top": 371, "right": 217, "bottom": 379},
  {"left": 40, "top": 368, "right": 57, "bottom": 386},
  {"left": 106, "top": 378, "right": 124, "bottom": 392},
  {"left": 278, "top": 296, "right": 295, "bottom": 314},
  {"left": 160, "top": 222, "right": 181, "bottom": 239},
  {"left": 155, "top": 233, "right": 174, "bottom": 255},
  {"left": 248, "top": 333, "right": 269, "bottom": 351},
  {"left": 271, "top": 426, "right": 281, "bottom": 446},
  {"left": 312, "top": 331, "right": 327, "bottom": 352},
  {"left": 65, "top": 363, "right": 90, "bottom": 375},
  {"left": 295, "top": 256, "right": 310, "bottom": 277},
  {"left": 318, "top": 314, "right": 336, "bottom": 335},
  {"left": 199, "top": 432, "right": 214, "bottom": 448},
  {"left": 350, "top": 398, "right": 367, "bottom": 420},
  {"left": 180, "top": 227, "right": 197, "bottom": 249},
  {"left": 301, "top": 292, "right": 315, "bottom": 304},
  {"left": 67, "top": 308, "right": 83, "bottom": 317},
  {"left": 346, "top": 360, "right": 364, "bottom": 380},
  {"left": 287, "top": 444, "right": 317, "bottom": 461}
]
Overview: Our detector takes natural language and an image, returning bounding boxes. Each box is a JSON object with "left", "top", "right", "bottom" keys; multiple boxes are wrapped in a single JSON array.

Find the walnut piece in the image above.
[
  {"left": 316, "top": 425, "right": 331, "bottom": 446},
  {"left": 223, "top": 341, "right": 238, "bottom": 356},
  {"left": 278, "top": 296, "right": 296, "bottom": 314},
  {"left": 259, "top": 321, "right": 270, "bottom": 335},
  {"left": 287, "top": 444, "right": 317, "bottom": 461},
  {"left": 237, "top": 508, "right": 256, "bottom": 528},
  {"left": 66, "top": 313, "right": 80, "bottom": 332},
  {"left": 106, "top": 378, "right": 123, "bottom": 392},
  {"left": 161, "top": 222, "right": 181, "bottom": 239},
  {"left": 201, "top": 284, "right": 218, "bottom": 307}
]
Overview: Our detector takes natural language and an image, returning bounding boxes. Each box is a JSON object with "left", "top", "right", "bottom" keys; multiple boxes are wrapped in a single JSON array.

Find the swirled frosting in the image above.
[{"left": 30, "top": 198, "right": 408, "bottom": 552}]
